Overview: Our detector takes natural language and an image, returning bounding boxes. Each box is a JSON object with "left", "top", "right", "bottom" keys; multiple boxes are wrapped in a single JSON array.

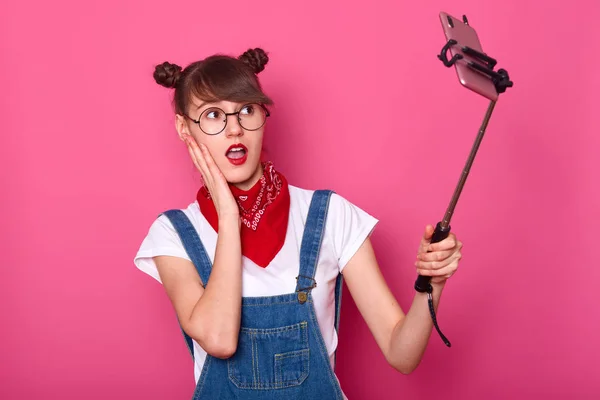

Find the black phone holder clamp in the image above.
[{"left": 437, "top": 16, "right": 513, "bottom": 95}]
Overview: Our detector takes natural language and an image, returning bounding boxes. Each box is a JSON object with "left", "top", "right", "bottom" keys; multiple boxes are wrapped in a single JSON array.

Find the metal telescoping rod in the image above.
[{"left": 440, "top": 100, "right": 497, "bottom": 229}]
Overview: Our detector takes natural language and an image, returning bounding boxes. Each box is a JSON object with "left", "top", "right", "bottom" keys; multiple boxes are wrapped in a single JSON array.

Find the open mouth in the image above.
[{"left": 226, "top": 144, "right": 248, "bottom": 165}]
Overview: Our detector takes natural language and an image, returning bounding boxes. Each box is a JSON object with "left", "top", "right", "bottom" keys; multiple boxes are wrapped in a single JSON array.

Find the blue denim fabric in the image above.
[{"left": 162, "top": 190, "right": 344, "bottom": 399}]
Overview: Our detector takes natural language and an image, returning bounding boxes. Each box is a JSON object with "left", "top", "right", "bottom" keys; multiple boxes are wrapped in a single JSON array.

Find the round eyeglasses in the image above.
[{"left": 185, "top": 103, "right": 270, "bottom": 135}]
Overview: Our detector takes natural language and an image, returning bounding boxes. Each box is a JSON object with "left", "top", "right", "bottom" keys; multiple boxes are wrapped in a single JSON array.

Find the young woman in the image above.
[{"left": 135, "top": 48, "right": 463, "bottom": 399}]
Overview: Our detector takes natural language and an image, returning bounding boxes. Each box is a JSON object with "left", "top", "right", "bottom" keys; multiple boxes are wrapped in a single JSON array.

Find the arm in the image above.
[
  {"left": 342, "top": 230, "right": 461, "bottom": 374},
  {"left": 154, "top": 214, "right": 242, "bottom": 359},
  {"left": 153, "top": 135, "right": 244, "bottom": 360}
]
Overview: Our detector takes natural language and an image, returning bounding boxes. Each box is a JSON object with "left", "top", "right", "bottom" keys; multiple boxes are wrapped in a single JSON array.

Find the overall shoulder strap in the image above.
[
  {"left": 161, "top": 210, "right": 213, "bottom": 286},
  {"left": 161, "top": 209, "right": 214, "bottom": 360},
  {"left": 295, "top": 190, "right": 344, "bottom": 368},
  {"left": 296, "top": 190, "right": 334, "bottom": 292}
]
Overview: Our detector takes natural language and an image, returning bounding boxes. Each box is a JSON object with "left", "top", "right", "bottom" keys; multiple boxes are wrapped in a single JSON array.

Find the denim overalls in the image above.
[{"left": 162, "top": 190, "right": 345, "bottom": 399}]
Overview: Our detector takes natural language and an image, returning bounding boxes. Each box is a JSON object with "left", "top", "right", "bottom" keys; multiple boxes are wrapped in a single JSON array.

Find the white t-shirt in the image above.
[{"left": 134, "top": 185, "right": 378, "bottom": 393}]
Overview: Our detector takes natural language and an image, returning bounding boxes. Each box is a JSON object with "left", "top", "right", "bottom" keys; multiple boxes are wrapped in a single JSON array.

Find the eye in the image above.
[
  {"left": 204, "top": 108, "right": 223, "bottom": 120},
  {"left": 240, "top": 104, "right": 255, "bottom": 116}
]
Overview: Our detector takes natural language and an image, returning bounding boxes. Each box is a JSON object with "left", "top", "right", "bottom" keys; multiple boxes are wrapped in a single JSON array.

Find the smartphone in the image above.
[{"left": 439, "top": 12, "right": 498, "bottom": 101}]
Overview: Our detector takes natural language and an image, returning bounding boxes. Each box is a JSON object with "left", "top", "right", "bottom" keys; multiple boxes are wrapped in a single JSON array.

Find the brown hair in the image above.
[{"left": 153, "top": 48, "right": 273, "bottom": 116}]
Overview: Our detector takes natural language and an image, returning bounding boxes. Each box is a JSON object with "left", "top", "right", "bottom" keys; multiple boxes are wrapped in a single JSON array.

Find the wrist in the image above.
[
  {"left": 430, "top": 279, "right": 446, "bottom": 292},
  {"left": 218, "top": 213, "right": 241, "bottom": 229}
]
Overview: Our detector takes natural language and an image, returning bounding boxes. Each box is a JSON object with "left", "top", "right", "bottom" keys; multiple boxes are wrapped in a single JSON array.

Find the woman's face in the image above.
[{"left": 177, "top": 99, "right": 267, "bottom": 190}]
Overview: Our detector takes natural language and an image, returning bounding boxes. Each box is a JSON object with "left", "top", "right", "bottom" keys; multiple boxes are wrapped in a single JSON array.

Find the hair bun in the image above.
[
  {"left": 238, "top": 48, "right": 269, "bottom": 74},
  {"left": 153, "top": 61, "right": 183, "bottom": 88}
]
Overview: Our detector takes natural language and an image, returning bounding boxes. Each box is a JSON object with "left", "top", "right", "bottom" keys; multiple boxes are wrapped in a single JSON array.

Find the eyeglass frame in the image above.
[{"left": 183, "top": 103, "right": 271, "bottom": 136}]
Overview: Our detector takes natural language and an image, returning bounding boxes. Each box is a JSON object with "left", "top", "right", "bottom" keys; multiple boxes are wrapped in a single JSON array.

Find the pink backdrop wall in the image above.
[{"left": 2, "top": 0, "right": 599, "bottom": 398}]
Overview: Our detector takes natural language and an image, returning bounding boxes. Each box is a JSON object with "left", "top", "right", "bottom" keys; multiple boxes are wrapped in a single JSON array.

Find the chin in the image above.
[{"left": 223, "top": 164, "right": 259, "bottom": 185}]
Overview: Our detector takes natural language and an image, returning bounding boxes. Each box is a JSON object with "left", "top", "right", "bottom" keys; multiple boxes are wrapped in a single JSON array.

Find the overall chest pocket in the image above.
[{"left": 227, "top": 321, "right": 310, "bottom": 390}]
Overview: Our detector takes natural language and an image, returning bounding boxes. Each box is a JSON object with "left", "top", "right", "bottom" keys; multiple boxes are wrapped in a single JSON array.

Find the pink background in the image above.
[{"left": 2, "top": 0, "right": 599, "bottom": 399}]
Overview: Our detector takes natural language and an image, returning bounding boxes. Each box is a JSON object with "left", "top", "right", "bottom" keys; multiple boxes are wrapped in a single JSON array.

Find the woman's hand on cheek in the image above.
[{"left": 183, "top": 134, "right": 239, "bottom": 220}]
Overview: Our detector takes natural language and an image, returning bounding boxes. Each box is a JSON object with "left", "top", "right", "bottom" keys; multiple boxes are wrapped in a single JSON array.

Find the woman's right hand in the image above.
[{"left": 184, "top": 134, "right": 240, "bottom": 221}]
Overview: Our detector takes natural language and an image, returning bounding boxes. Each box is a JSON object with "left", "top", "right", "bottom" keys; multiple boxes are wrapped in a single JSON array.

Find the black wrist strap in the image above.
[{"left": 425, "top": 285, "right": 451, "bottom": 347}]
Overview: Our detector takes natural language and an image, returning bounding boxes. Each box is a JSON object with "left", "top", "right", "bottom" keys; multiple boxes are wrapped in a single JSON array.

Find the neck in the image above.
[{"left": 231, "top": 162, "right": 264, "bottom": 191}]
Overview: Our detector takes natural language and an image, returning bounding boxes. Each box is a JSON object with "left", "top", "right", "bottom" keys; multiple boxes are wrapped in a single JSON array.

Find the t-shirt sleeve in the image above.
[
  {"left": 328, "top": 193, "right": 379, "bottom": 272},
  {"left": 134, "top": 215, "right": 192, "bottom": 284}
]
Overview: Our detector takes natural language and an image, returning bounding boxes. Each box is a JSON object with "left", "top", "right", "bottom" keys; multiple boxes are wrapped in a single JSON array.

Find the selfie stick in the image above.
[{"left": 414, "top": 14, "right": 513, "bottom": 347}]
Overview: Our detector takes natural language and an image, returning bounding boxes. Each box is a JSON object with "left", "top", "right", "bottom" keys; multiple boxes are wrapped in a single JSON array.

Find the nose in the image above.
[{"left": 225, "top": 114, "right": 244, "bottom": 137}]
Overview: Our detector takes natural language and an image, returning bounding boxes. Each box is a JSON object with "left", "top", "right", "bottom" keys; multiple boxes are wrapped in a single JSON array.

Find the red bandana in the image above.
[{"left": 196, "top": 162, "right": 291, "bottom": 268}]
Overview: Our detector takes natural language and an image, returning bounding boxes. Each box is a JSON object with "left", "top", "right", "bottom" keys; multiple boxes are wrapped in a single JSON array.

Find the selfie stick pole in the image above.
[{"left": 414, "top": 16, "right": 513, "bottom": 347}]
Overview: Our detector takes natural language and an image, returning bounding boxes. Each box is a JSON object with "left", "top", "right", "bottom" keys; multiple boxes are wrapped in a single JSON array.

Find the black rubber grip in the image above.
[{"left": 414, "top": 222, "right": 451, "bottom": 292}]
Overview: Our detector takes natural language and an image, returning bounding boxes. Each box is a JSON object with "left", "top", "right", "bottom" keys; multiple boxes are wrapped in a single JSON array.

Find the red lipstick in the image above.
[{"left": 226, "top": 144, "right": 248, "bottom": 166}]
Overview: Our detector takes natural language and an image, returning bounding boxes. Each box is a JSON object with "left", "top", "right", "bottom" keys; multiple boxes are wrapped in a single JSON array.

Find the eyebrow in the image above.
[{"left": 194, "top": 101, "right": 250, "bottom": 113}]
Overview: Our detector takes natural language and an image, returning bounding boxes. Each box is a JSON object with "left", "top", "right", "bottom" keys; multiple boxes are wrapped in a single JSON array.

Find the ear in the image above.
[{"left": 175, "top": 114, "right": 188, "bottom": 141}]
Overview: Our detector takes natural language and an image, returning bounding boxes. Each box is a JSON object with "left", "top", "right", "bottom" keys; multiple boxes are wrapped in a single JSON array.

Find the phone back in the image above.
[{"left": 439, "top": 12, "right": 498, "bottom": 101}]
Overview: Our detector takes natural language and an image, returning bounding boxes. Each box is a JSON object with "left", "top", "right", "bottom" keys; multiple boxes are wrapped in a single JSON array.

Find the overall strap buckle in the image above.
[{"left": 295, "top": 275, "right": 317, "bottom": 304}]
